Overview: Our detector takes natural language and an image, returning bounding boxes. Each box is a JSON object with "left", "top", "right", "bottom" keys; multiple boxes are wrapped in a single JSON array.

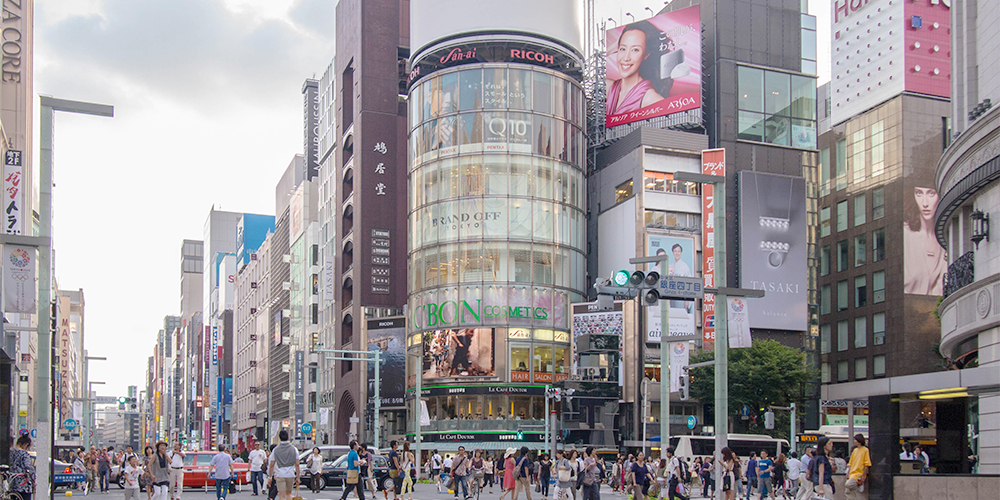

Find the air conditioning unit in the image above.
[
  {"left": 251, "top": 282, "right": 258, "bottom": 289},
  {"left": 250, "top": 307, "right": 257, "bottom": 314},
  {"left": 251, "top": 254, "right": 257, "bottom": 261},
  {"left": 249, "top": 334, "right": 257, "bottom": 341},
  {"left": 249, "top": 360, "right": 257, "bottom": 367}
]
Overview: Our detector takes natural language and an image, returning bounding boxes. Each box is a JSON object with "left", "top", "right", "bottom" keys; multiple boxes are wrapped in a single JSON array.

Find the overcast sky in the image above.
[{"left": 39, "top": 0, "right": 830, "bottom": 400}]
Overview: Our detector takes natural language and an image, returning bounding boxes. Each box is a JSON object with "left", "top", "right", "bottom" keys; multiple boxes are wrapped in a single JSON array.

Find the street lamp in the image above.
[
  {"left": 625, "top": 12, "right": 635, "bottom": 23},
  {"left": 35, "top": 97, "right": 112, "bottom": 500}
]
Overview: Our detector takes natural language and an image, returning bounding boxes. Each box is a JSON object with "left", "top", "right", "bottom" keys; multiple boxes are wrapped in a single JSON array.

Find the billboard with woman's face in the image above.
[
  {"left": 605, "top": 6, "right": 702, "bottom": 128},
  {"left": 903, "top": 185, "right": 946, "bottom": 295}
]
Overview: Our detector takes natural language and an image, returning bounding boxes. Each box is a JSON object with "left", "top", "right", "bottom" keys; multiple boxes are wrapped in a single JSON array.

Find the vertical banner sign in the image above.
[
  {"left": 727, "top": 297, "right": 752, "bottom": 348},
  {"left": 4, "top": 151, "right": 22, "bottom": 235},
  {"left": 295, "top": 350, "right": 305, "bottom": 430},
  {"left": 3, "top": 245, "right": 35, "bottom": 313},
  {"left": 701, "top": 149, "right": 726, "bottom": 344},
  {"left": 669, "top": 342, "right": 689, "bottom": 392},
  {"left": 302, "top": 80, "right": 320, "bottom": 181}
]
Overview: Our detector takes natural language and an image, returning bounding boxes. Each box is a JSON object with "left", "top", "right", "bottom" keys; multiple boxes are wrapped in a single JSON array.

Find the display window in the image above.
[
  {"left": 510, "top": 344, "right": 531, "bottom": 381},
  {"left": 554, "top": 346, "right": 570, "bottom": 382},
  {"left": 533, "top": 345, "right": 554, "bottom": 383},
  {"left": 459, "top": 68, "right": 483, "bottom": 112}
]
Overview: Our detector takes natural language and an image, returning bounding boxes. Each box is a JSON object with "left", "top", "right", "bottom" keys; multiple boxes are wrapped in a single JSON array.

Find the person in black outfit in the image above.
[
  {"left": 450, "top": 329, "right": 473, "bottom": 375},
  {"left": 539, "top": 455, "right": 551, "bottom": 499},
  {"left": 630, "top": 453, "right": 653, "bottom": 499}
]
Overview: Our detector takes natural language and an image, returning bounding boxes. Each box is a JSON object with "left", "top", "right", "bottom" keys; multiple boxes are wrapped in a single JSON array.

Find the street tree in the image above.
[{"left": 688, "top": 339, "right": 818, "bottom": 441}]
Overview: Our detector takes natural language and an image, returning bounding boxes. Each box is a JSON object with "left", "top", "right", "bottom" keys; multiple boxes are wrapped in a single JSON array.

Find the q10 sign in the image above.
[{"left": 605, "top": 5, "right": 702, "bottom": 128}]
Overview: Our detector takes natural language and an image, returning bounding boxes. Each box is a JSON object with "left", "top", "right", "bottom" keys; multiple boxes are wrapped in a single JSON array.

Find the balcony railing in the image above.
[
  {"left": 420, "top": 418, "right": 546, "bottom": 432},
  {"left": 944, "top": 251, "right": 975, "bottom": 298}
]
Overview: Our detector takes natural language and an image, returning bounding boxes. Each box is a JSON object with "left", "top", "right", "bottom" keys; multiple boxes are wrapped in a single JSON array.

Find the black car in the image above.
[{"left": 301, "top": 453, "right": 393, "bottom": 491}]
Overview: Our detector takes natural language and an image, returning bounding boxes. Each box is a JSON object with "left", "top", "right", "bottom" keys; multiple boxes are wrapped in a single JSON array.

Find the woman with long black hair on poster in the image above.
[{"left": 903, "top": 185, "right": 946, "bottom": 295}]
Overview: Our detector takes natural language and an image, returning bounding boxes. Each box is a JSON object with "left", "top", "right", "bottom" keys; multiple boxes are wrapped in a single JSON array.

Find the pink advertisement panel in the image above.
[{"left": 605, "top": 5, "right": 702, "bottom": 128}]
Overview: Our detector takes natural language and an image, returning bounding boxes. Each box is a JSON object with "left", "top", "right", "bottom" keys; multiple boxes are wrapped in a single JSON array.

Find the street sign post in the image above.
[
  {"left": 301, "top": 422, "right": 313, "bottom": 434},
  {"left": 64, "top": 419, "right": 77, "bottom": 431}
]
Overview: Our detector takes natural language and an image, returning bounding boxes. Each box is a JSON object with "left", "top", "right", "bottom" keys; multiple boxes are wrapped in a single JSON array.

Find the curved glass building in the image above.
[{"left": 406, "top": 2, "right": 586, "bottom": 448}]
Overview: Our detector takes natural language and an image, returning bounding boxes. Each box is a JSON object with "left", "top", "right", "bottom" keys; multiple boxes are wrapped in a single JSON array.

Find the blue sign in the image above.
[
  {"left": 741, "top": 405, "right": 751, "bottom": 417},
  {"left": 687, "top": 416, "right": 698, "bottom": 429},
  {"left": 301, "top": 422, "right": 313, "bottom": 434},
  {"left": 64, "top": 419, "right": 78, "bottom": 431},
  {"left": 55, "top": 473, "right": 87, "bottom": 483},
  {"left": 30, "top": 429, "right": 37, "bottom": 438},
  {"left": 658, "top": 276, "right": 704, "bottom": 299}
]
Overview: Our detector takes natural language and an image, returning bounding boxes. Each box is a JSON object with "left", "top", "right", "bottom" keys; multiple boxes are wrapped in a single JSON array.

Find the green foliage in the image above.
[{"left": 688, "top": 340, "right": 818, "bottom": 442}]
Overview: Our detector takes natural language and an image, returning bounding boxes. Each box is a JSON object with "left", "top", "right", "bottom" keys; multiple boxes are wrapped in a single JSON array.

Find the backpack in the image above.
[{"left": 679, "top": 460, "right": 691, "bottom": 483}]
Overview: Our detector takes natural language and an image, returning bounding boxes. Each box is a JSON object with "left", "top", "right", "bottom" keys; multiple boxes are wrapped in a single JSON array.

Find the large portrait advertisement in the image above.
[
  {"left": 367, "top": 317, "right": 406, "bottom": 407},
  {"left": 421, "top": 328, "right": 495, "bottom": 380},
  {"left": 738, "top": 171, "right": 808, "bottom": 331},
  {"left": 605, "top": 5, "right": 702, "bottom": 128},
  {"left": 647, "top": 234, "right": 697, "bottom": 341},
  {"left": 903, "top": 182, "right": 946, "bottom": 295}
]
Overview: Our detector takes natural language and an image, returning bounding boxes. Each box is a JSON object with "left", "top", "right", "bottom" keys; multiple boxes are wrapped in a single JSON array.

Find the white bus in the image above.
[{"left": 669, "top": 434, "right": 791, "bottom": 459}]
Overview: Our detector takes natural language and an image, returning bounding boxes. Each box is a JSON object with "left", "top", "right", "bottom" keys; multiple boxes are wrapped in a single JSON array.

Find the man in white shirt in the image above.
[
  {"left": 268, "top": 430, "right": 301, "bottom": 500},
  {"left": 431, "top": 451, "right": 443, "bottom": 493},
  {"left": 665, "top": 447, "right": 688, "bottom": 500},
  {"left": 248, "top": 443, "right": 267, "bottom": 496},
  {"left": 443, "top": 455, "right": 453, "bottom": 474},
  {"left": 168, "top": 442, "right": 186, "bottom": 500},
  {"left": 785, "top": 452, "right": 802, "bottom": 499},
  {"left": 209, "top": 445, "right": 235, "bottom": 500}
]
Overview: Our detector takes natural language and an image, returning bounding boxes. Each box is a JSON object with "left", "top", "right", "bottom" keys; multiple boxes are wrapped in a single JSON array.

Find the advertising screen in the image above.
[
  {"left": 604, "top": 5, "right": 701, "bottom": 128},
  {"left": 647, "top": 234, "right": 697, "bottom": 341},
  {"left": 902, "top": 182, "right": 946, "bottom": 296},
  {"left": 738, "top": 171, "right": 808, "bottom": 331},
  {"left": 421, "top": 328, "right": 495, "bottom": 380},
  {"left": 368, "top": 317, "right": 406, "bottom": 407}
]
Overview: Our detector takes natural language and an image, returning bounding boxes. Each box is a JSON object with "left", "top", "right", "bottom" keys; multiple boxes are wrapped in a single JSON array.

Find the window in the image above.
[
  {"left": 837, "top": 360, "right": 849, "bottom": 382},
  {"left": 872, "top": 187, "right": 885, "bottom": 219},
  {"left": 821, "top": 362, "right": 831, "bottom": 383},
  {"left": 820, "top": 324, "right": 831, "bottom": 354},
  {"left": 851, "top": 129, "right": 866, "bottom": 183},
  {"left": 870, "top": 121, "right": 885, "bottom": 176},
  {"left": 510, "top": 345, "right": 531, "bottom": 380},
  {"left": 872, "top": 228, "right": 885, "bottom": 261},
  {"left": 820, "top": 148, "right": 831, "bottom": 196},
  {"left": 855, "top": 316, "right": 867, "bottom": 348},
  {"left": 837, "top": 240, "right": 849, "bottom": 272},
  {"left": 644, "top": 171, "right": 700, "bottom": 195},
  {"left": 855, "top": 358, "right": 867, "bottom": 380},
  {"left": 837, "top": 320, "right": 849, "bottom": 351},
  {"left": 873, "top": 355, "right": 886, "bottom": 377},
  {"left": 837, "top": 280, "right": 848, "bottom": 311},
  {"left": 738, "top": 66, "right": 817, "bottom": 148},
  {"left": 836, "top": 139, "right": 847, "bottom": 190},
  {"left": 855, "top": 275, "right": 867, "bottom": 307},
  {"left": 820, "top": 285, "right": 831, "bottom": 315},
  {"left": 873, "top": 312, "right": 886, "bottom": 345},
  {"left": 854, "top": 194, "right": 866, "bottom": 226},
  {"left": 836, "top": 201, "right": 848, "bottom": 232},
  {"left": 644, "top": 210, "right": 701, "bottom": 231},
  {"left": 820, "top": 207, "right": 831, "bottom": 237},
  {"left": 854, "top": 234, "right": 866, "bottom": 267},
  {"left": 820, "top": 245, "right": 831, "bottom": 276},
  {"left": 801, "top": 14, "right": 818, "bottom": 74},
  {"left": 615, "top": 179, "right": 633, "bottom": 202},
  {"left": 873, "top": 271, "right": 886, "bottom": 303}
]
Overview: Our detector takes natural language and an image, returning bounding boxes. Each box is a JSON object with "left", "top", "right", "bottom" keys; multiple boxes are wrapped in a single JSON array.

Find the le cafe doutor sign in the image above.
[{"left": 408, "top": 40, "right": 580, "bottom": 88}]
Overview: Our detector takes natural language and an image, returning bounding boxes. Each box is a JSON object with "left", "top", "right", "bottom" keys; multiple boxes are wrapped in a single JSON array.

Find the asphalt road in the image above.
[{"left": 57, "top": 482, "right": 714, "bottom": 500}]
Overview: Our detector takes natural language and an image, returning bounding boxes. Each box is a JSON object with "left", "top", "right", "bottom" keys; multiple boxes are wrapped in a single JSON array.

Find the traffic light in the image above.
[
  {"left": 679, "top": 366, "right": 690, "bottom": 401},
  {"left": 516, "top": 430, "right": 524, "bottom": 441},
  {"left": 764, "top": 411, "right": 775, "bottom": 430},
  {"left": 609, "top": 269, "right": 662, "bottom": 306}
]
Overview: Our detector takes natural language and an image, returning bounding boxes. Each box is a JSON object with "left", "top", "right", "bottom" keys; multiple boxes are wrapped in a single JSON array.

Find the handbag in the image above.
[
  {"left": 390, "top": 469, "right": 399, "bottom": 479},
  {"left": 558, "top": 469, "right": 571, "bottom": 483},
  {"left": 346, "top": 469, "right": 360, "bottom": 484}
]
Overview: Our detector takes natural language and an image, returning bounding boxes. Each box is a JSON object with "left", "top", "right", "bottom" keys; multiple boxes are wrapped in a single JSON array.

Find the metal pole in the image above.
[
  {"left": 414, "top": 351, "right": 422, "bottom": 478},
  {"left": 791, "top": 402, "right": 797, "bottom": 453},
  {"left": 37, "top": 102, "right": 54, "bottom": 500},
  {"left": 550, "top": 408, "right": 557, "bottom": 459},
  {"left": 642, "top": 378, "right": 648, "bottom": 457},
  {"left": 374, "top": 350, "right": 381, "bottom": 449},
  {"left": 544, "top": 385, "right": 549, "bottom": 455},
  {"left": 714, "top": 180, "right": 728, "bottom": 500},
  {"left": 660, "top": 255, "right": 671, "bottom": 458}
]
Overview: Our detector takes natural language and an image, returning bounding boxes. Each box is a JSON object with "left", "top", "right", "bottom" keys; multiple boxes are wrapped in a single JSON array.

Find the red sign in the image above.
[
  {"left": 533, "top": 372, "right": 554, "bottom": 383},
  {"left": 701, "top": 149, "right": 726, "bottom": 345},
  {"left": 511, "top": 371, "right": 530, "bottom": 382}
]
